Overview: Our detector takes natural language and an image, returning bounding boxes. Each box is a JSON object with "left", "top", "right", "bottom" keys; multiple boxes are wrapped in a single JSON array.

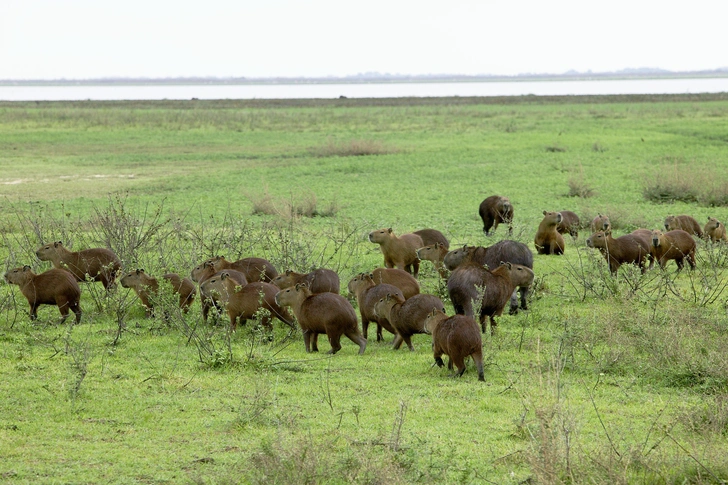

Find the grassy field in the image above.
[{"left": 1, "top": 95, "right": 728, "bottom": 484}]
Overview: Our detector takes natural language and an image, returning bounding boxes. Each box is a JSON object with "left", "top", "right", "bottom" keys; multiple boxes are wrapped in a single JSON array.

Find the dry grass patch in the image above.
[
  {"left": 309, "top": 138, "right": 398, "bottom": 157},
  {"left": 643, "top": 160, "right": 728, "bottom": 206},
  {"left": 247, "top": 190, "right": 339, "bottom": 219}
]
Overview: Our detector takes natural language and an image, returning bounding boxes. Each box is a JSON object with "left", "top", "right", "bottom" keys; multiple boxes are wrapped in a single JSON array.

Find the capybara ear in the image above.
[
  {"left": 54, "top": 241, "right": 62, "bottom": 247},
  {"left": 605, "top": 229, "right": 612, "bottom": 236},
  {"left": 543, "top": 210, "right": 547, "bottom": 216},
  {"left": 221, "top": 271, "right": 230, "bottom": 280},
  {"left": 708, "top": 216, "right": 712, "bottom": 222},
  {"left": 368, "top": 273, "right": 374, "bottom": 278},
  {"left": 506, "top": 262, "right": 512, "bottom": 269},
  {"left": 136, "top": 269, "right": 142, "bottom": 275},
  {"left": 387, "top": 228, "right": 393, "bottom": 233},
  {"left": 23, "top": 265, "right": 31, "bottom": 271},
  {"left": 286, "top": 270, "right": 292, "bottom": 275}
]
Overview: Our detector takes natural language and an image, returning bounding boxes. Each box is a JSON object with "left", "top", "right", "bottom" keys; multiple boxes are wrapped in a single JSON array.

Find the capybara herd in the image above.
[{"left": 4, "top": 202, "right": 722, "bottom": 382}]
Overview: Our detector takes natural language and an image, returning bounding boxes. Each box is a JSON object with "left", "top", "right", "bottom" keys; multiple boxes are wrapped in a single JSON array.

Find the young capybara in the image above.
[
  {"left": 275, "top": 284, "right": 366, "bottom": 355},
  {"left": 272, "top": 268, "right": 340, "bottom": 294},
  {"left": 204, "top": 256, "right": 278, "bottom": 283},
  {"left": 416, "top": 243, "right": 450, "bottom": 279},
  {"left": 556, "top": 210, "right": 581, "bottom": 239},
  {"left": 161, "top": 273, "right": 196, "bottom": 313},
  {"left": 591, "top": 214, "right": 611, "bottom": 233},
  {"left": 424, "top": 309, "right": 484, "bottom": 381},
  {"left": 586, "top": 231, "right": 652, "bottom": 274},
  {"left": 413, "top": 228, "right": 449, "bottom": 249},
  {"left": 534, "top": 211, "right": 565, "bottom": 255},
  {"left": 704, "top": 217, "right": 727, "bottom": 243},
  {"left": 664, "top": 215, "right": 703, "bottom": 238},
  {"left": 192, "top": 264, "right": 249, "bottom": 322},
  {"left": 35, "top": 241, "right": 121, "bottom": 290},
  {"left": 479, "top": 195, "right": 514, "bottom": 236},
  {"left": 201, "top": 272, "right": 294, "bottom": 330},
  {"left": 4, "top": 266, "right": 82, "bottom": 324},
  {"left": 373, "top": 292, "right": 445, "bottom": 351},
  {"left": 651, "top": 229, "right": 697, "bottom": 271},
  {"left": 347, "top": 273, "right": 403, "bottom": 341},
  {"left": 120, "top": 269, "right": 159, "bottom": 316},
  {"left": 370, "top": 267, "right": 420, "bottom": 299},
  {"left": 368, "top": 228, "right": 424, "bottom": 278}
]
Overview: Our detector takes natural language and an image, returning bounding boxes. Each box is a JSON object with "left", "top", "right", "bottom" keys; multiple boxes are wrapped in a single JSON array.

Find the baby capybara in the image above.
[
  {"left": 272, "top": 268, "right": 340, "bottom": 294},
  {"left": 347, "top": 273, "right": 403, "bottom": 341},
  {"left": 586, "top": 231, "right": 652, "bottom": 274},
  {"left": 275, "top": 284, "right": 366, "bottom": 355},
  {"left": 35, "top": 241, "right": 121, "bottom": 290},
  {"left": 591, "top": 214, "right": 611, "bottom": 233},
  {"left": 664, "top": 215, "right": 703, "bottom": 238},
  {"left": 4, "top": 266, "right": 82, "bottom": 324},
  {"left": 204, "top": 256, "right": 278, "bottom": 283},
  {"left": 556, "top": 210, "right": 581, "bottom": 239},
  {"left": 120, "top": 269, "right": 159, "bottom": 316},
  {"left": 193, "top": 265, "right": 249, "bottom": 322},
  {"left": 479, "top": 195, "right": 513, "bottom": 236},
  {"left": 369, "top": 267, "right": 420, "bottom": 299},
  {"left": 368, "top": 228, "right": 424, "bottom": 278},
  {"left": 704, "top": 217, "right": 727, "bottom": 243},
  {"left": 534, "top": 211, "right": 565, "bottom": 255},
  {"left": 373, "top": 292, "right": 445, "bottom": 351},
  {"left": 161, "top": 273, "right": 196, "bottom": 313},
  {"left": 424, "top": 309, "right": 484, "bottom": 381},
  {"left": 651, "top": 229, "right": 697, "bottom": 270}
]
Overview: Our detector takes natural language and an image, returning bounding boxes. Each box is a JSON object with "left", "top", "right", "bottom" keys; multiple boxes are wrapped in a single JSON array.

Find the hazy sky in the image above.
[{"left": 1, "top": 1, "right": 725, "bottom": 80}]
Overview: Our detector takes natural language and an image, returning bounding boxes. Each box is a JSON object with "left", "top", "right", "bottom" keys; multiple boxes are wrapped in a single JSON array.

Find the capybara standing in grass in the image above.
[
  {"left": 413, "top": 228, "right": 449, "bottom": 249},
  {"left": 651, "top": 229, "right": 697, "bottom": 270},
  {"left": 120, "top": 269, "right": 159, "bottom": 316},
  {"left": 534, "top": 211, "right": 565, "bottom": 255},
  {"left": 704, "top": 217, "right": 727, "bottom": 243},
  {"left": 370, "top": 267, "right": 420, "bottom": 299},
  {"left": 272, "top": 269, "right": 340, "bottom": 294},
  {"left": 161, "top": 273, "right": 196, "bottom": 313},
  {"left": 347, "top": 273, "right": 403, "bottom": 341},
  {"left": 4, "top": 266, "right": 82, "bottom": 324},
  {"left": 479, "top": 195, "right": 514, "bottom": 236},
  {"left": 416, "top": 243, "right": 450, "bottom": 278},
  {"left": 275, "top": 284, "right": 366, "bottom": 355},
  {"left": 556, "top": 210, "right": 581, "bottom": 239},
  {"left": 664, "top": 215, "right": 703, "bottom": 238},
  {"left": 192, "top": 262, "right": 249, "bottom": 323},
  {"left": 424, "top": 309, "right": 484, "bottom": 381},
  {"left": 591, "top": 214, "right": 611, "bottom": 233},
  {"left": 35, "top": 241, "right": 121, "bottom": 290},
  {"left": 368, "top": 228, "right": 424, "bottom": 278},
  {"left": 586, "top": 231, "right": 652, "bottom": 274},
  {"left": 373, "top": 292, "right": 445, "bottom": 351},
  {"left": 204, "top": 256, "right": 278, "bottom": 283}
]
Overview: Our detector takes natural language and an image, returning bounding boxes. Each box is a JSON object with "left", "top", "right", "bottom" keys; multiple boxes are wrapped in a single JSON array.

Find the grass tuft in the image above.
[
  {"left": 643, "top": 161, "right": 728, "bottom": 206},
  {"left": 310, "top": 138, "right": 398, "bottom": 157}
]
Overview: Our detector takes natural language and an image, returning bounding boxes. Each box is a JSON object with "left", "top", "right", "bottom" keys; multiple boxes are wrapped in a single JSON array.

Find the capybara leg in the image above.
[
  {"left": 479, "top": 313, "right": 487, "bottom": 334},
  {"left": 402, "top": 335, "right": 415, "bottom": 352},
  {"left": 490, "top": 316, "right": 498, "bottom": 336},
  {"left": 412, "top": 260, "right": 420, "bottom": 279},
  {"left": 30, "top": 304, "right": 38, "bottom": 321},
  {"left": 71, "top": 303, "right": 82, "bottom": 324},
  {"left": 311, "top": 332, "right": 320, "bottom": 352},
  {"left": 446, "top": 358, "right": 453, "bottom": 370},
  {"left": 229, "top": 313, "right": 238, "bottom": 331},
  {"left": 474, "top": 352, "right": 485, "bottom": 382},
  {"left": 452, "top": 357, "right": 466, "bottom": 378},
  {"left": 434, "top": 355, "right": 445, "bottom": 368},
  {"left": 376, "top": 323, "right": 384, "bottom": 342},
  {"left": 520, "top": 286, "right": 529, "bottom": 311},
  {"left": 58, "top": 304, "right": 70, "bottom": 325},
  {"left": 675, "top": 258, "right": 684, "bottom": 271},
  {"left": 509, "top": 289, "right": 519, "bottom": 315},
  {"left": 392, "top": 333, "right": 404, "bottom": 350},
  {"left": 303, "top": 330, "right": 314, "bottom": 353},
  {"left": 327, "top": 333, "right": 342, "bottom": 354},
  {"left": 344, "top": 329, "right": 366, "bottom": 355},
  {"left": 361, "top": 319, "right": 370, "bottom": 340}
]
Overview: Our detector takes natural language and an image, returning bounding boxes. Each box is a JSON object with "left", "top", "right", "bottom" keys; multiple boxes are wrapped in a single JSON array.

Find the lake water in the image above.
[{"left": 1, "top": 78, "right": 727, "bottom": 101}]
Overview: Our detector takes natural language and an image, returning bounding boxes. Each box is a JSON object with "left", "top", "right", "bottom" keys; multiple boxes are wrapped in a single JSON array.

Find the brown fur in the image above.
[
  {"left": 591, "top": 214, "right": 611, "bottom": 233},
  {"left": 629, "top": 229, "right": 656, "bottom": 269},
  {"left": 4, "top": 266, "right": 82, "bottom": 324},
  {"left": 586, "top": 231, "right": 651, "bottom": 274},
  {"left": 651, "top": 229, "right": 697, "bottom": 270},
  {"left": 120, "top": 269, "right": 160, "bottom": 316},
  {"left": 534, "top": 211, "right": 565, "bottom": 255},
  {"left": 201, "top": 272, "right": 294, "bottom": 330},
  {"left": 664, "top": 215, "right": 703, "bottom": 238},
  {"left": 275, "top": 284, "right": 366, "bottom": 355},
  {"left": 161, "top": 273, "right": 196, "bottom": 313},
  {"left": 413, "top": 228, "right": 449, "bottom": 248},
  {"left": 204, "top": 256, "right": 278, "bottom": 283},
  {"left": 373, "top": 293, "right": 445, "bottom": 351},
  {"left": 416, "top": 243, "right": 449, "bottom": 278},
  {"left": 347, "top": 273, "right": 403, "bottom": 341},
  {"left": 479, "top": 195, "right": 514, "bottom": 236},
  {"left": 272, "top": 268, "right": 340, "bottom": 294},
  {"left": 35, "top": 241, "right": 121, "bottom": 289},
  {"left": 369, "top": 267, "right": 420, "bottom": 299},
  {"left": 704, "top": 217, "right": 727, "bottom": 243},
  {"left": 556, "top": 210, "right": 580, "bottom": 239},
  {"left": 424, "top": 309, "right": 484, "bottom": 381},
  {"left": 368, "top": 228, "right": 424, "bottom": 278},
  {"left": 192, "top": 263, "right": 249, "bottom": 322}
]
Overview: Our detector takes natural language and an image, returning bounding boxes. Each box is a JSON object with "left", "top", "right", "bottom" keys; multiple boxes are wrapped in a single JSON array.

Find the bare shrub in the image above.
[
  {"left": 567, "top": 176, "right": 596, "bottom": 198},
  {"left": 310, "top": 138, "right": 398, "bottom": 157},
  {"left": 643, "top": 161, "right": 728, "bottom": 206}
]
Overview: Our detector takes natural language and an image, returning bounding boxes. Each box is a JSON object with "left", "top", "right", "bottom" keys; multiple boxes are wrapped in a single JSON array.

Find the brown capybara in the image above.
[
  {"left": 120, "top": 269, "right": 160, "bottom": 316},
  {"left": 203, "top": 256, "right": 278, "bottom": 283},
  {"left": 534, "top": 211, "right": 565, "bottom": 255},
  {"left": 424, "top": 309, "right": 484, "bottom": 381},
  {"left": 704, "top": 217, "right": 727, "bottom": 243},
  {"left": 347, "top": 273, "right": 403, "bottom": 341},
  {"left": 275, "top": 284, "right": 366, "bottom": 355},
  {"left": 651, "top": 229, "right": 697, "bottom": 271},
  {"left": 556, "top": 210, "right": 581, "bottom": 239},
  {"left": 586, "top": 231, "right": 652, "bottom": 274},
  {"left": 448, "top": 261, "right": 533, "bottom": 334},
  {"left": 479, "top": 195, "right": 514, "bottom": 236},
  {"left": 373, "top": 292, "right": 445, "bottom": 351},
  {"left": 413, "top": 228, "right": 449, "bottom": 249},
  {"left": 272, "top": 268, "right": 340, "bottom": 294},
  {"left": 368, "top": 228, "right": 424, "bottom": 278},
  {"left": 444, "top": 241, "right": 534, "bottom": 314},
  {"left": 370, "top": 267, "right": 420, "bottom": 299},
  {"left": 161, "top": 273, "right": 196, "bottom": 313},
  {"left": 591, "top": 214, "right": 611, "bottom": 233},
  {"left": 35, "top": 241, "right": 121, "bottom": 290},
  {"left": 416, "top": 243, "right": 450, "bottom": 279},
  {"left": 4, "top": 266, "right": 82, "bottom": 324},
  {"left": 664, "top": 215, "right": 703, "bottom": 238},
  {"left": 629, "top": 229, "right": 656, "bottom": 269},
  {"left": 201, "top": 272, "right": 294, "bottom": 330},
  {"left": 193, "top": 264, "right": 249, "bottom": 322}
]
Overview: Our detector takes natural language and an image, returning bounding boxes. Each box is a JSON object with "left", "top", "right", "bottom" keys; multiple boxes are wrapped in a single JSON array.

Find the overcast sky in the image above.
[{"left": 1, "top": 1, "right": 725, "bottom": 80}]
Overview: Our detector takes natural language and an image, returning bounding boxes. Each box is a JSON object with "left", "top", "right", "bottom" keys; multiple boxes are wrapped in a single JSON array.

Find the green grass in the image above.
[{"left": 1, "top": 95, "right": 728, "bottom": 483}]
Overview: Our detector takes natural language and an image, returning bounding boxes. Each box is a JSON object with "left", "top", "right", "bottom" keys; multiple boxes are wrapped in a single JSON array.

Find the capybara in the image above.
[
  {"left": 704, "top": 217, "right": 727, "bottom": 243},
  {"left": 347, "top": 273, "right": 403, "bottom": 341},
  {"left": 204, "top": 256, "right": 278, "bottom": 283},
  {"left": 664, "top": 215, "right": 703, "bottom": 238},
  {"left": 448, "top": 261, "right": 533, "bottom": 334},
  {"left": 272, "top": 268, "right": 340, "bottom": 294},
  {"left": 275, "top": 284, "right": 366, "bottom": 355},
  {"left": 651, "top": 229, "right": 697, "bottom": 270},
  {"left": 591, "top": 214, "right": 611, "bottom": 233},
  {"left": 35, "top": 241, "right": 121, "bottom": 290},
  {"left": 161, "top": 273, "right": 196, "bottom": 313},
  {"left": 368, "top": 228, "right": 424, "bottom": 278},
  {"left": 370, "top": 267, "right": 420, "bottom": 299},
  {"left": 120, "top": 269, "right": 159, "bottom": 316},
  {"left": 192, "top": 262, "right": 249, "bottom": 322},
  {"left": 424, "top": 309, "right": 484, "bottom": 381},
  {"left": 201, "top": 272, "right": 294, "bottom": 330},
  {"left": 443, "top": 241, "right": 534, "bottom": 314},
  {"left": 373, "top": 292, "right": 445, "bottom": 351},
  {"left": 416, "top": 243, "right": 450, "bottom": 279},
  {"left": 413, "top": 228, "right": 449, "bottom": 249},
  {"left": 629, "top": 229, "right": 656, "bottom": 269},
  {"left": 586, "top": 231, "right": 652, "bottom": 274},
  {"left": 479, "top": 195, "right": 514, "bottom": 236},
  {"left": 534, "top": 211, "right": 565, "bottom": 255},
  {"left": 556, "top": 210, "right": 581, "bottom": 239},
  {"left": 4, "top": 266, "right": 82, "bottom": 324}
]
